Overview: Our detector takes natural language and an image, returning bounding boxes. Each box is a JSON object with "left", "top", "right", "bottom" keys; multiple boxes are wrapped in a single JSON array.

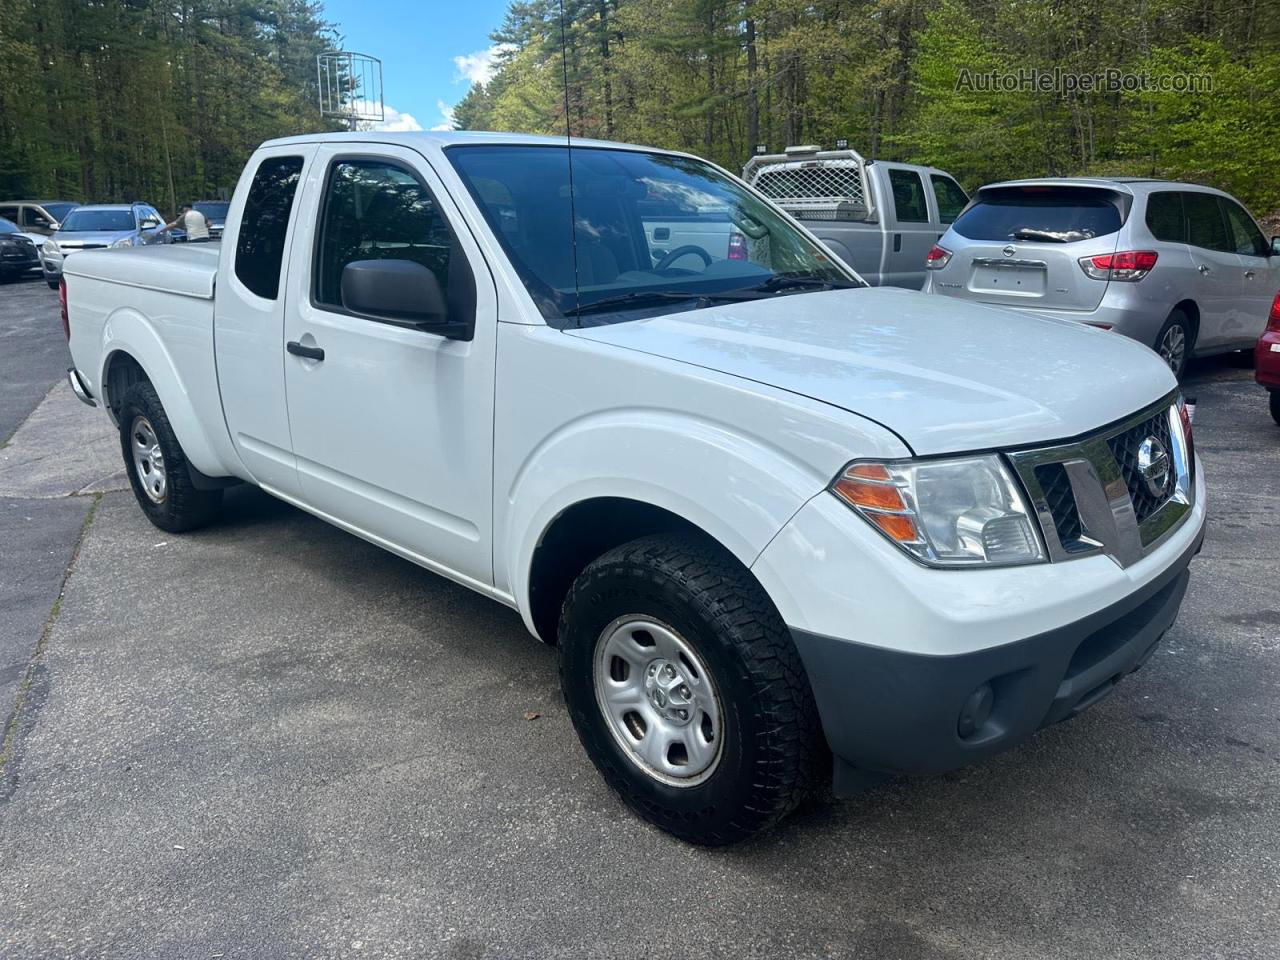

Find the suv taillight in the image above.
[
  {"left": 1266, "top": 291, "right": 1280, "bottom": 334},
  {"left": 1079, "top": 250, "right": 1158, "bottom": 281},
  {"left": 728, "top": 231, "right": 748, "bottom": 261},
  {"left": 59, "top": 277, "right": 70, "bottom": 341},
  {"left": 925, "top": 244, "right": 951, "bottom": 270}
]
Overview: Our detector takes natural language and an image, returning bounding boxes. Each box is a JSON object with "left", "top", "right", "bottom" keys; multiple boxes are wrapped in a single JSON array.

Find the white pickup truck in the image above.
[{"left": 62, "top": 132, "right": 1206, "bottom": 845}]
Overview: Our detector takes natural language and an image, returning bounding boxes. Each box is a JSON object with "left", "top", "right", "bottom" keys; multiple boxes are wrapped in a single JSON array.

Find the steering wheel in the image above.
[{"left": 655, "top": 244, "right": 713, "bottom": 271}]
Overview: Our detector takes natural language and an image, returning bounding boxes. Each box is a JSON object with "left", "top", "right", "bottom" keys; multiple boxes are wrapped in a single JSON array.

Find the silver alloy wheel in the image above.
[
  {"left": 130, "top": 415, "right": 167, "bottom": 504},
  {"left": 593, "top": 615, "right": 724, "bottom": 786},
  {"left": 1159, "top": 323, "right": 1186, "bottom": 373}
]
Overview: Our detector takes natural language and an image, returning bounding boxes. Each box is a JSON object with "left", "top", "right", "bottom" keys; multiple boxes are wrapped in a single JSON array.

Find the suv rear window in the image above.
[{"left": 952, "top": 186, "right": 1125, "bottom": 243}]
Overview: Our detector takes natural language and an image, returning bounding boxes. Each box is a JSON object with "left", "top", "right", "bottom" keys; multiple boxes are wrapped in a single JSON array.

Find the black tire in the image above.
[
  {"left": 1154, "top": 309, "right": 1195, "bottom": 379},
  {"left": 117, "top": 380, "right": 222, "bottom": 532},
  {"left": 1270, "top": 391, "right": 1280, "bottom": 427},
  {"left": 46, "top": 279, "right": 59, "bottom": 289},
  {"left": 558, "top": 533, "right": 823, "bottom": 845}
]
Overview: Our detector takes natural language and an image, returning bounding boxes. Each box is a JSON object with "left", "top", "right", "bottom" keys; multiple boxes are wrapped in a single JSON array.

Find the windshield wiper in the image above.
[
  {"left": 1009, "top": 227, "right": 1094, "bottom": 243},
  {"left": 564, "top": 290, "right": 713, "bottom": 318}
]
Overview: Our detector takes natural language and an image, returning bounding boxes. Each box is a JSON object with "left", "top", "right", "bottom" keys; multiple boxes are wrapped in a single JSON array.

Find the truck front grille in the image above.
[
  {"left": 1107, "top": 410, "right": 1174, "bottom": 524},
  {"left": 1032, "top": 462, "right": 1083, "bottom": 545},
  {"left": 1006, "top": 397, "right": 1192, "bottom": 568}
]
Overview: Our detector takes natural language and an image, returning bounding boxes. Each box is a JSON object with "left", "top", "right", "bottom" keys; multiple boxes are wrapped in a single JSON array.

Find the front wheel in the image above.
[
  {"left": 1270, "top": 391, "right": 1280, "bottom": 427},
  {"left": 46, "top": 279, "right": 59, "bottom": 290},
  {"left": 558, "top": 534, "right": 823, "bottom": 845},
  {"left": 117, "top": 381, "right": 222, "bottom": 532}
]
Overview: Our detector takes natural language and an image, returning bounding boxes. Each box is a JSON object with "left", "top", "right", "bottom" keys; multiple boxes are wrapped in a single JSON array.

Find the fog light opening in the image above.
[{"left": 957, "top": 682, "right": 995, "bottom": 740}]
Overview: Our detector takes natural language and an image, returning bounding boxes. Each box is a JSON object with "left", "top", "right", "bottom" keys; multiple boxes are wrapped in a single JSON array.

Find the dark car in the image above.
[
  {"left": 0, "top": 217, "right": 41, "bottom": 281},
  {"left": 1256, "top": 291, "right": 1280, "bottom": 425}
]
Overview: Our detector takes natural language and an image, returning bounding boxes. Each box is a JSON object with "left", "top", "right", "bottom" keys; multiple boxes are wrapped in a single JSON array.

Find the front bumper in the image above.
[{"left": 751, "top": 458, "right": 1206, "bottom": 788}]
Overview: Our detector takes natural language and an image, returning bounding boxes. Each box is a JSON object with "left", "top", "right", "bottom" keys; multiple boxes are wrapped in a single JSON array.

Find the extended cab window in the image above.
[
  {"left": 1221, "top": 197, "right": 1268, "bottom": 258},
  {"left": 315, "top": 159, "right": 454, "bottom": 311},
  {"left": 888, "top": 169, "right": 929, "bottom": 223},
  {"left": 929, "top": 175, "right": 968, "bottom": 224},
  {"left": 235, "top": 155, "right": 304, "bottom": 300},
  {"left": 1145, "top": 191, "right": 1185, "bottom": 243}
]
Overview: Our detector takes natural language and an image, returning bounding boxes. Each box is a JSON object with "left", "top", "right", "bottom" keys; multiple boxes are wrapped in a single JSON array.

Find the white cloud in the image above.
[
  {"left": 371, "top": 104, "right": 424, "bottom": 132},
  {"left": 430, "top": 100, "right": 456, "bottom": 132},
  {"left": 452, "top": 43, "right": 515, "bottom": 87}
]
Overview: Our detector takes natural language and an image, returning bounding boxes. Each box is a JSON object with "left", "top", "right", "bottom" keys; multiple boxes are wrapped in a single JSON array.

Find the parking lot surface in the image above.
[{"left": 1, "top": 282, "right": 1277, "bottom": 958}]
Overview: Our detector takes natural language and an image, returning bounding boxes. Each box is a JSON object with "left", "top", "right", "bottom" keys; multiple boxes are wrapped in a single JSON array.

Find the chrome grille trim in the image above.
[{"left": 1005, "top": 393, "right": 1193, "bottom": 568}]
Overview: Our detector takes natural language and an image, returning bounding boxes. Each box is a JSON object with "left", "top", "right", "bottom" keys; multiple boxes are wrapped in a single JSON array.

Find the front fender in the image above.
[
  {"left": 99, "top": 307, "right": 238, "bottom": 479},
  {"left": 502, "top": 408, "right": 833, "bottom": 632}
]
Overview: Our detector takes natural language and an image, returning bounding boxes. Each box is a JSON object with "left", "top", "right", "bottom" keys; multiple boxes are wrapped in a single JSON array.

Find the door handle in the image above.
[
  {"left": 893, "top": 233, "right": 902, "bottom": 253},
  {"left": 1245, "top": 270, "right": 1256, "bottom": 279},
  {"left": 1197, "top": 264, "right": 1210, "bottom": 275},
  {"left": 287, "top": 340, "right": 325, "bottom": 361}
]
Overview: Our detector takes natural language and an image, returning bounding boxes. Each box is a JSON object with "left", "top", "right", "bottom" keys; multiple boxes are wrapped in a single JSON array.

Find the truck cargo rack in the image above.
[{"left": 742, "top": 146, "right": 874, "bottom": 222}]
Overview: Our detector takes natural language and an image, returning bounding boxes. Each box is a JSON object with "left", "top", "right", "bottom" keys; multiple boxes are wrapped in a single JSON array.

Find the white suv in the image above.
[{"left": 923, "top": 178, "right": 1280, "bottom": 376}]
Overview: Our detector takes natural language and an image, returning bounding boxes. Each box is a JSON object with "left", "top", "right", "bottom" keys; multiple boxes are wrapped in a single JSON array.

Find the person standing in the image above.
[{"left": 161, "top": 204, "right": 210, "bottom": 242}]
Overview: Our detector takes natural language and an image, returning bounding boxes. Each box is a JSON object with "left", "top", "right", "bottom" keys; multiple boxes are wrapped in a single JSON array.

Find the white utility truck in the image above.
[
  {"left": 743, "top": 144, "right": 969, "bottom": 289},
  {"left": 62, "top": 132, "right": 1205, "bottom": 845}
]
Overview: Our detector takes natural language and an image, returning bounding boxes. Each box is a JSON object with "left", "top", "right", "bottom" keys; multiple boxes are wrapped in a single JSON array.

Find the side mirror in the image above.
[
  {"left": 1271, "top": 235, "right": 1280, "bottom": 257},
  {"left": 341, "top": 259, "right": 472, "bottom": 340}
]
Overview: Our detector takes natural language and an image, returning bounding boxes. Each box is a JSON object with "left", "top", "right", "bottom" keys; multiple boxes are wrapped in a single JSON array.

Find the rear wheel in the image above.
[
  {"left": 558, "top": 533, "right": 823, "bottom": 845},
  {"left": 117, "top": 381, "right": 222, "bottom": 532},
  {"left": 1154, "top": 310, "right": 1195, "bottom": 378},
  {"left": 1270, "top": 391, "right": 1280, "bottom": 427}
]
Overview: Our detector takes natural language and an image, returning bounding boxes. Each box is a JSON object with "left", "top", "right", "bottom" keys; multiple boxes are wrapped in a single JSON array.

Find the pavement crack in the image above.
[{"left": 0, "top": 492, "right": 102, "bottom": 789}]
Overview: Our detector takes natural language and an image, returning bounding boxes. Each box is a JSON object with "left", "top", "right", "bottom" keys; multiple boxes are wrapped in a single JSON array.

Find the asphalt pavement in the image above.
[{"left": 0, "top": 281, "right": 1277, "bottom": 959}]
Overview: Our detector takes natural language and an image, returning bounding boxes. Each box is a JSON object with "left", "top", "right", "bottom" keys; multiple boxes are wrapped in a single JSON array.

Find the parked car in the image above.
[
  {"left": 922, "top": 178, "right": 1280, "bottom": 377},
  {"left": 1255, "top": 292, "right": 1280, "bottom": 425},
  {"left": 192, "top": 200, "right": 229, "bottom": 239},
  {"left": 742, "top": 144, "right": 968, "bottom": 289},
  {"left": 0, "top": 199, "right": 79, "bottom": 236},
  {"left": 60, "top": 132, "right": 1204, "bottom": 845},
  {"left": 0, "top": 217, "right": 41, "bottom": 280},
  {"left": 42, "top": 202, "right": 168, "bottom": 288}
]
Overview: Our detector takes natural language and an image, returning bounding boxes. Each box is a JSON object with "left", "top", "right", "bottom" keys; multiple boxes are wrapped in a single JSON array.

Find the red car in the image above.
[{"left": 1258, "top": 291, "right": 1280, "bottom": 425}]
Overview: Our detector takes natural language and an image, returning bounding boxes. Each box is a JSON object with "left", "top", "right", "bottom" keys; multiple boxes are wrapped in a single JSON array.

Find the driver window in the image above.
[
  {"left": 1221, "top": 198, "right": 1268, "bottom": 258},
  {"left": 314, "top": 158, "right": 455, "bottom": 311}
]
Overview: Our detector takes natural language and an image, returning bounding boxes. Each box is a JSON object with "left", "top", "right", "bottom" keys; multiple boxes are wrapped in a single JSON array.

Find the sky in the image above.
[{"left": 320, "top": 0, "right": 514, "bottom": 132}]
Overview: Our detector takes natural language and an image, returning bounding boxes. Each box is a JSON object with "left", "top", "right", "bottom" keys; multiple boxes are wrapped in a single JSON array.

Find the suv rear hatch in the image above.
[{"left": 932, "top": 184, "right": 1129, "bottom": 312}]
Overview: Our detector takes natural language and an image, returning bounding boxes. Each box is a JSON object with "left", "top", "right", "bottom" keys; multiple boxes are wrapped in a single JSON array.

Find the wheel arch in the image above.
[
  {"left": 524, "top": 496, "right": 788, "bottom": 645},
  {"left": 97, "top": 311, "right": 230, "bottom": 477},
  {"left": 1170, "top": 300, "right": 1200, "bottom": 346}
]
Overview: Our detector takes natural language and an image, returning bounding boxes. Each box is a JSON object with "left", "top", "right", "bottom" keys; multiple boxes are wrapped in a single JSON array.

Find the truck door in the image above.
[
  {"left": 280, "top": 143, "right": 497, "bottom": 588},
  {"left": 878, "top": 165, "right": 936, "bottom": 290},
  {"left": 214, "top": 144, "right": 318, "bottom": 499}
]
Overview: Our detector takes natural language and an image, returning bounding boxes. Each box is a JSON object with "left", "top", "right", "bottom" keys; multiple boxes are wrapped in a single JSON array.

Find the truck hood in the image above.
[{"left": 567, "top": 286, "right": 1177, "bottom": 455}]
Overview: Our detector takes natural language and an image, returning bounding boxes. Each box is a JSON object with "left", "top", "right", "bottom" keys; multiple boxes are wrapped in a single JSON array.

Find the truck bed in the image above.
[{"left": 62, "top": 243, "right": 219, "bottom": 299}]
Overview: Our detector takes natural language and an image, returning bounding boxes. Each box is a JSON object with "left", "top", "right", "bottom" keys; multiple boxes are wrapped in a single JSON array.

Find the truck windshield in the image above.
[
  {"left": 447, "top": 144, "right": 858, "bottom": 326},
  {"left": 60, "top": 209, "right": 135, "bottom": 232}
]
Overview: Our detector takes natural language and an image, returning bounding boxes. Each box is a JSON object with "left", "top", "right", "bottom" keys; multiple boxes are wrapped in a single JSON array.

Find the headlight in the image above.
[
  {"left": 44, "top": 239, "right": 61, "bottom": 257},
  {"left": 831, "top": 455, "right": 1045, "bottom": 567},
  {"left": 109, "top": 235, "right": 137, "bottom": 248}
]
